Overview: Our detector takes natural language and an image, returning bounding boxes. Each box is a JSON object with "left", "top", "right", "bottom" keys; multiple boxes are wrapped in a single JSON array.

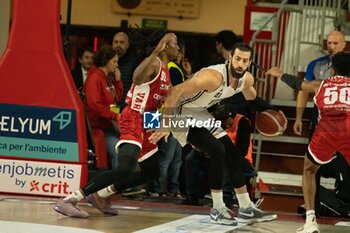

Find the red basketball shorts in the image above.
[
  {"left": 116, "top": 106, "right": 158, "bottom": 162},
  {"left": 308, "top": 121, "right": 350, "bottom": 165}
]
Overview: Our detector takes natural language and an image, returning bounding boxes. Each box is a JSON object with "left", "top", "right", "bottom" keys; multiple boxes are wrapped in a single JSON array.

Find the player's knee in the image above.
[
  {"left": 304, "top": 151, "right": 320, "bottom": 173},
  {"left": 117, "top": 155, "right": 138, "bottom": 176},
  {"left": 116, "top": 143, "right": 140, "bottom": 175}
]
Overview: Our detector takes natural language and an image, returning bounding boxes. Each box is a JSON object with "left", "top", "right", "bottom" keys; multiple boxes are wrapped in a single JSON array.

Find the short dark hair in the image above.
[
  {"left": 331, "top": 52, "right": 350, "bottom": 76},
  {"left": 215, "top": 30, "right": 237, "bottom": 50},
  {"left": 78, "top": 47, "right": 94, "bottom": 59},
  {"left": 93, "top": 45, "right": 117, "bottom": 67},
  {"left": 231, "top": 43, "right": 254, "bottom": 60}
]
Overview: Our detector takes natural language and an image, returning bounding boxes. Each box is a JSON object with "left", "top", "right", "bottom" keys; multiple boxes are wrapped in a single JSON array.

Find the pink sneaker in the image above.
[
  {"left": 53, "top": 198, "right": 89, "bottom": 218},
  {"left": 86, "top": 193, "right": 118, "bottom": 215}
]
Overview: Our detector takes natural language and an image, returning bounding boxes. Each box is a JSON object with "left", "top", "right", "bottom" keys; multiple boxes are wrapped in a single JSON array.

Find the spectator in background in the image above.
[
  {"left": 168, "top": 39, "right": 192, "bottom": 85},
  {"left": 182, "top": 109, "right": 255, "bottom": 207},
  {"left": 148, "top": 39, "right": 191, "bottom": 199},
  {"left": 83, "top": 45, "right": 123, "bottom": 169},
  {"left": 71, "top": 47, "right": 94, "bottom": 92},
  {"left": 112, "top": 30, "right": 139, "bottom": 109},
  {"left": 148, "top": 134, "right": 183, "bottom": 198},
  {"left": 215, "top": 30, "right": 238, "bottom": 63}
]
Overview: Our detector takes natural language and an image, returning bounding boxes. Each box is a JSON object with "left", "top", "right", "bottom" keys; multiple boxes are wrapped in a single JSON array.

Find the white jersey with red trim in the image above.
[{"left": 126, "top": 58, "right": 171, "bottom": 114}]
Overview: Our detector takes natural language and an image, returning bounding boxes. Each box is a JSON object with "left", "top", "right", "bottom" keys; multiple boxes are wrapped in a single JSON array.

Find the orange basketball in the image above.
[{"left": 256, "top": 110, "right": 287, "bottom": 137}]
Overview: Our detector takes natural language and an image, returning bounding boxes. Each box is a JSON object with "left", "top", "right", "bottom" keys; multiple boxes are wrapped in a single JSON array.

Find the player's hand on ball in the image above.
[{"left": 279, "top": 110, "right": 288, "bottom": 132}]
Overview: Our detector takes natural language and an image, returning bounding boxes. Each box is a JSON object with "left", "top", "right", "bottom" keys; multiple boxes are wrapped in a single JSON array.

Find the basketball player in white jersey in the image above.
[{"left": 163, "top": 43, "right": 281, "bottom": 225}]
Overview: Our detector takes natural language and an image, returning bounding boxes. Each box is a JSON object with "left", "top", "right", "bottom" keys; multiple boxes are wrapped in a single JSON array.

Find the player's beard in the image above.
[{"left": 230, "top": 63, "right": 247, "bottom": 79}]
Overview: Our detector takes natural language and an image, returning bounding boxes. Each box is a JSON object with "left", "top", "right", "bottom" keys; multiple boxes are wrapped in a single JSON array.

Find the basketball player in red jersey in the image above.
[
  {"left": 54, "top": 32, "right": 179, "bottom": 218},
  {"left": 267, "top": 51, "right": 350, "bottom": 233}
]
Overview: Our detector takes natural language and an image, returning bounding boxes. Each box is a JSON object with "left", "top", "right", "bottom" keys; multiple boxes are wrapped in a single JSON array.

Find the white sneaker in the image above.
[{"left": 296, "top": 221, "right": 320, "bottom": 233}]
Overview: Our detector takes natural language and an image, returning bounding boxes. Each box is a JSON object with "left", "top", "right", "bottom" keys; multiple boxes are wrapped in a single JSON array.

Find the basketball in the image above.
[{"left": 255, "top": 110, "right": 287, "bottom": 137}]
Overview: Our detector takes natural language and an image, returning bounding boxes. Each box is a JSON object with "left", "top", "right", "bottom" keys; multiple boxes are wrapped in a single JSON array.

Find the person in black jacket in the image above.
[
  {"left": 71, "top": 47, "right": 94, "bottom": 92},
  {"left": 112, "top": 30, "right": 139, "bottom": 109}
]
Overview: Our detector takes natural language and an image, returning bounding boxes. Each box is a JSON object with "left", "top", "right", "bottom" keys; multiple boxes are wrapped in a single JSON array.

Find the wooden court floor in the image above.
[{"left": 0, "top": 194, "right": 349, "bottom": 233}]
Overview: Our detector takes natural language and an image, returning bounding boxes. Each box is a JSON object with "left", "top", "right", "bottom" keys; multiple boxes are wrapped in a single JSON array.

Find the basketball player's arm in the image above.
[
  {"left": 133, "top": 33, "right": 176, "bottom": 85},
  {"left": 294, "top": 63, "right": 315, "bottom": 135},
  {"left": 243, "top": 72, "right": 278, "bottom": 112},
  {"left": 266, "top": 67, "right": 321, "bottom": 93},
  {"left": 133, "top": 59, "right": 159, "bottom": 85},
  {"left": 241, "top": 72, "right": 257, "bottom": 100},
  {"left": 163, "top": 69, "right": 221, "bottom": 116},
  {"left": 294, "top": 90, "right": 309, "bottom": 135}
]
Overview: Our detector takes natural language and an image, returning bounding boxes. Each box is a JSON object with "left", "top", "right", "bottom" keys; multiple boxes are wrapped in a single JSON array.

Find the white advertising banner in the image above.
[{"left": 0, "top": 158, "right": 82, "bottom": 197}]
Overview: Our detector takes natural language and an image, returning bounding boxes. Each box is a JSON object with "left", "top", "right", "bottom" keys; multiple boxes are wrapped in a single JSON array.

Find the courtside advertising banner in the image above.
[
  {"left": 0, "top": 158, "right": 81, "bottom": 196},
  {"left": 0, "top": 104, "right": 78, "bottom": 162}
]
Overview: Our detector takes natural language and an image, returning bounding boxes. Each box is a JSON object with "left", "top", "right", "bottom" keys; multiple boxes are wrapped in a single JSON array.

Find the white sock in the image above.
[
  {"left": 97, "top": 185, "right": 116, "bottom": 198},
  {"left": 306, "top": 210, "right": 316, "bottom": 223},
  {"left": 236, "top": 192, "right": 251, "bottom": 208},
  {"left": 63, "top": 190, "right": 84, "bottom": 201},
  {"left": 211, "top": 191, "right": 226, "bottom": 209}
]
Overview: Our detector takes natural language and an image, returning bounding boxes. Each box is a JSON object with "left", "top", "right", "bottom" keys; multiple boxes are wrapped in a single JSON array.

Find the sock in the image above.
[
  {"left": 97, "top": 185, "right": 116, "bottom": 198},
  {"left": 306, "top": 210, "right": 316, "bottom": 223},
  {"left": 236, "top": 192, "right": 251, "bottom": 208},
  {"left": 211, "top": 191, "right": 226, "bottom": 209},
  {"left": 63, "top": 190, "right": 85, "bottom": 201}
]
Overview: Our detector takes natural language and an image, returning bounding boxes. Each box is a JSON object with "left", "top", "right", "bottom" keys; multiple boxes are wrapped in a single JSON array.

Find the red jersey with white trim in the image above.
[
  {"left": 308, "top": 76, "right": 350, "bottom": 165},
  {"left": 125, "top": 58, "right": 171, "bottom": 114},
  {"left": 314, "top": 76, "right": 350, "bottom": 122}
]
